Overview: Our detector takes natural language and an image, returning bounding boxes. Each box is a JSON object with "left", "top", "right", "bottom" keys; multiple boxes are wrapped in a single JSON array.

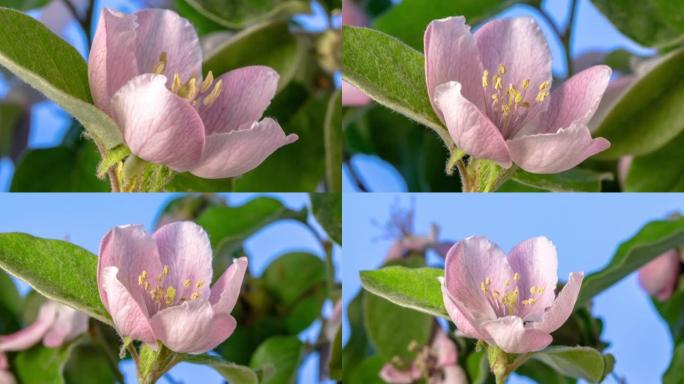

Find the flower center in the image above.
[
  {"left": 137, "top": 265, "right": 205, "bottom": 308},
  {"left": 481, "top": 64, "right": 549, "bottom": 135},
  {"left": 152, "top": 52, "right": 224, "bottom": 107},
  {"left": 479, "top": 273, "right": 545, "bottom": 316}
]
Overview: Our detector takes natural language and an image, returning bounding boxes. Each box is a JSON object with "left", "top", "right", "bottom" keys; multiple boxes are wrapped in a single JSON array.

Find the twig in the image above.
[
  {"left": 343, "top": 154, "right": 369, "bottom": 192},
  {"left": 536, "top": 0, "right": 577, "bottom": 78}
]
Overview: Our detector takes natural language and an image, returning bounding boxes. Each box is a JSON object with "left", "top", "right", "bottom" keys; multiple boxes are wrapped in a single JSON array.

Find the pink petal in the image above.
[
  {"left": 210, "top": 257, "right": 248, "bottom": 316},
  {"left": 0, "top": 370, "right": 15, "bottom": 384},
  {"left": 88, "top": 9, "right": 139, "bottom": 116},
  {"left": 638, "top": 250, "right": 681, "bottom": 301},
  {"left": 342, "top": 81, "right": 371, "bottom": 106},
  {"left": 100, "top": 267, "right": 156, "bottom": 344},
  {"left": 475, "top": 17, "right": 551, "bottom": 106},
  {"left": 431, "top": 329, "right": 457, "bottom": 367},
  {"left": 190, "top": 118, "right": 298, "bottom": 179},
  {"left": 43, "top": 304, "right": 89, "bottom": 348},
  {"left": 110, "top": 74, "right": 205, "bottom": 171},
  {"left": 0, "top": 352, "right": 8, "bottom": 369},
  {"left": 440, "top": 366, "right": 469, "bottom": 384},
  {"left": 98, "top": 224, "right": 163, "bottom": 315},
  {"left": 444, "top": 236, "right": 514, "bottom": 319},
  {"left": 149, "top": 300, "right": 236, "bottom": 354},
  {"left": 533, "top": 272, "right": 584, "bottom": 334},
  {"left": 0, "top": 302, "right": 56, "bottom": 351},
  {"left": 481, "top": 316, "right": 552, "bottom": 354},
  {"left": 342, "top": 0, "right": 368, "bottom": 26},
  {"left": 198, "top": 66, "right": 279, "bottom": 135},
  {"left": 533, "top": 66, "right": 612, "bottom": 135},
  {"left": 425, "top": 17, "right": 485, "bottom": 114},
  {"left": 133, "top": 9, "right": 202, "bottom": 83},
  {"left": 506, "top": 237, "right": 558, "bottom": 321},
  {"left": 379, "top": 363, "right": 420, "bottom": 383},
  {"left": 507, "top": 123, "right": 610, "bottom": 173},
  {"left": 434, "top": 82, "right": 511, "bottom": 167},
  {"left": 152, "top": 222, "right": 214, "bottom": 301},
  {"left": 441, "top": 281, "right": 487, "bottom": 340}
]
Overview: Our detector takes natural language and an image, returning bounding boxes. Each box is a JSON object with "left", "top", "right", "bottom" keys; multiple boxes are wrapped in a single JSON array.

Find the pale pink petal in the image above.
[
  {"left": 110, "top": 74, "right": 205, "bottom": 171},
  {"left": 439, "top": 366, "right": 468, "bottom": 384},
  {"left": 481, "top": 316, "right": 552, "bottom": 354},
  {"left": 444, "top": 236, "right": 514, "bottom": 319},
  {"left": 0, "top": 370, "right": 15, "bottom": 384},
  {"left": 431, "top": 329, "right": 457, "bottom": 368},
  {"left": 88, "top": 9, "right": 139, "bottom": 115},
  {"left": 43, "top": 305, "right": 89, "bottom": 348},
  {"left": 210, "top": 257, "right": 248, "bottom": 316},
  {"left": 342, "top": 81, "right": 371, "bottom": 106},
  {"left": 198, "top": 66, "right": 279, "bottom": 135},
  {"left": 153, "top": 222, "right": 213, "bottom": 300},
  {"left": 133, "top": 9, "right": 202, "bottom": 82},
  {"left": 190, "top": 118, "right": 298, "bottom": 179},
  {"left": 98, "top": 224, "right": 162, "bottom": 315},
  {"left": 533, "top": 66, "right": 612, "bottom": 135},
  {"left": 149, "top": 300, "right": 235, "bottom": 354},
  {"left": 0, "top": 352, "right": 7, "bottom": 369},
  {"left": 475, "top": 17, "right": 551, "bottom": 105},
  {"left": 507, "top": 123, "right": 610, "bottom": 173},
  {"left": 100, "top": 267, "right": 156, "bottom": 344},
  {"left": 342, "top": 0, "right": 368, "bottom": 26},
  {"left": 425, "top": 17, "right": 485, "bottom": 114},
  {"left": 0, "top": 302, "right": 56, "bottom": 351},
  {"left": 434, "top": 82, "right": 511, "bottom": 167},
  {"left": 638, "top": 250, "right": 681, "bottom": 301},
  {"left": 506, "top": 237, "right": 558, "bottom": 321},
  {"left": 441, "top": 281, "right": 488, "bottom": 340},
  {"left": 379, "top": 363, "right": 420, "bottom": 383},
  {"left": 533, "top": 272, "right": 584, "bottom": 334}
]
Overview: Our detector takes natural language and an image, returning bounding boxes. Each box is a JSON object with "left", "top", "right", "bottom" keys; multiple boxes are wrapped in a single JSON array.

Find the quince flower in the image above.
[
  {"left": 97, "top": 221, "right": 247, "bottom": 354},
  {"left": 89, "top": 9, "right": 297, "bottom": 179},
  {"left": 441, "top": 236, "right": 583, "bottom": 354},
  {"left": 426, "top": 17, "right": 610, "bottom": 173}
]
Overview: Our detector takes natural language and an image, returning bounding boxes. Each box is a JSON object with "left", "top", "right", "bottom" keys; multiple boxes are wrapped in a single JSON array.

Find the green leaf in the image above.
[
  {"left": 250, "top": 336, "right": 304, "bottom": 384},
  {"left": 203, "top": 20, "right": 303, "bottom": 91},
  {"left": 510, "top": 168, "right": 613, "bottom": 192},
  {"left": 342, "top": 26, "right": 448, "bottom": 143},
  {"left": 185, "top": 0, "right": 309, "bottom": 28},
  {"left": 517, "top": 358, "right": 576, "bottom": 384},
  {"left": 174, "top": 0, "right": 224, "bottom": 35},
  {"left": 0, "top": 101, "right": 27, "bottom": 160},
  {"left": 164, "top": 173, "right": 233, "bottom": 192},
  {"left": 11, "top": 140, "right": 109, "bottom": 192},
  {"left": 263, "top": 252, "right": 326, "bottom": 305},
  {"left": 373, "top": 0, "right": 521, "bottom": 50},
  {"left": 183, "top": 354, "right": 258, "bottom": 384},
  {"left": 363, "top": 289, "right": 432, "bottom": 361},
  {"left": 464, "top": 350, "right": 490, "bottom": 384},
  {"left": 594, "top": 48, "right": 684, "bottom": 159},
  {"left": 13, "top": 339, "right": 79, "bottom": 384},
  {"left": 0, "top": 8, "right": 121, "bottom": 149},
  {"left": 63, "top": 344, "right": 117, "bottom": 384},
  {"left": 0, "top": 233, "right": 110, "bottom": 324},
  {"left": 591, "top": 0, "right": 684, "bottom": 48},
  {"left": 654, "top": 289, "right": 684, "bottom": 342},
  {"left": 532, "top": 346, "right": 606, "bottom": 383},
  {"left": 310, "top": 192, "right": 342, "bottom": 244},
  {"left": 664, "top": 340, "right": 684, "bottom": 384},
  {"left": 0, "top": 270, "right": 21, "bottom": 317},
  {"left": 578, "top": 217, "right": 684, "bottom": 305},
  {"left": 625, "top": 129, "right": 684, "bottom": 191},
  {"left": 324, "top": 91, "right": 342, "bottom": 191},
  {"left": 0, "top": 0, "right": 51, "bottom": 11},
  {"left": 360, "top": 266, "right": 447, "bottom": 318},
  {"left": 234, "top": 91, "right": 327, "bottom": 192},
  {"left": 328, "top": 325, "right": 342, "bottom": 380},
  {"left": 348, "top": 356, "right": 385, "bottom": 384},
  {"left": 343, "top": 292, "right": 370, "bottom": 382}
]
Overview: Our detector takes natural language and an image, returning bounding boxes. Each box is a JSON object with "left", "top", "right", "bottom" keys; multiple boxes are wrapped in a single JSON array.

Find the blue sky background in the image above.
[
  {"left": 341, "top": 0, "right": 655, "bottom": 192},
  {"left": 0, "top": 193, "right": 341, "bottom": 383},
  {"left": 343, "top": 193, "right": 683, "bottom": 383}
]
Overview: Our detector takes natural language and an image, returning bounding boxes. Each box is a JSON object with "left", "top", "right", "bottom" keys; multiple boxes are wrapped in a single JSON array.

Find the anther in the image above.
[
  {"left": 165, "top": 287, "right": 176, "bottom": 305},
  {"left": 201, "top": 71, "right": 214, "bottom": 93},
  {"left": 498, "top": 64, "right": 506, "bottom": 74},
  {"left": 482, "top": 69, "right": 489, "bottom": 89},
  {"left": 513, "top": 273, "right": 521, "bottom": 281},
  {"left": 153, "top": 52, "right": 167, "bottom": 75},
  {"left": 202, "top": 80, "right": 223, "bottom": 106},
  {"left": 183, "top": 77, "right": 198, "bottom": 100},
  {"left": 171, "top": 73, "right": 182, "bottom": 93},
  {"left": 191, "top": 292, "right": 200, "bottom": 300},
  {"left": 522, "top": 79, "right": 530, "bottom": 89},
  {"left": 183, "top": 279, "right": 192, "bottom": 288},
  {"left": 196, "top": 281, "right": 205, "bottom": 289},
  {"left": 494, "top": 76, "right": 502, "bottom": 90}
]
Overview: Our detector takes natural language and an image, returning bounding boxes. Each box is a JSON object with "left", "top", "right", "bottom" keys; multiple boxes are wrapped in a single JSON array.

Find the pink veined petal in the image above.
[
  {"left": 379, "top": 363, "right": 420, "bottom": 383},
  {"left": 533, "top": 272, "right": 584, "bottom": 334},
  {"left": 0, "top": 302, "right": 56, "bottom": 351},
  {"left": 444, "top": 236, "right": 514, "bottom": 319},
  {"left": 481, "top": 316, "right": 552, "bottom": 354},
  {"left": 101, "top": 267, "right": 156, "bottom": 344},
  {"left": 342, "top": 81, "right": 371, "bottom": 106},
  {"left": 190, "top": 118, "right": 298, "bottom": 179},
  {"left": 431, "top": 329, "right": 457, "bottom": 368},
  {"left": 111, "top": 74, "right": 205, "bottom": 172},
  {"left": 152, "top": 221, "right": 214, "bottom": 301},
  {"left": 98, "top": 224, "right": 162, "bottom": 316},
  {"left": 198, "top": 66, "right": 279, "bottom": 135},
  {"left": 149, "top": 300, "right": 236, "bottom": 354},
  {"left": 507, "top": 123, "right": 610, "bottom": 174},
  {"left": 638, "top": 250, "right": 680, "bottom": 301},
  {"left": 133, "top": 9, "right": 202, "bottom": 83},
  {"left": 42, "top": 305, "right": 89, "bottom": 348},
  {"left": 533, "top": 65, "right": 612, "bottom": 135},
  {"left": 506, "top": 237, "right": 558, "bottom": 321},
  {"left": 210, "top": 257, "right": 248, "bottom": 316},
  {"left": 434, "top": 82, "right": 511, "bottom": 167},
  {"left": 88, "top": 9, "right": 139, "bottom": 115},
  {"left": 441, "top": 282, "right": 488, "bottom": 340},
  {"left": 425, "top": 17, "right": 485, "bottom": 114}
]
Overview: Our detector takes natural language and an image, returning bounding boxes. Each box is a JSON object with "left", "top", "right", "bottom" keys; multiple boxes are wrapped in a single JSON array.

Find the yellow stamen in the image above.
[
  {"left": 494, "top": 75, "right": 502, "bottom": 90},
  {"left": 513, "top": 273, "right": 521, "bottom": 281},
  {"left": 153, "top": 52, "right": 167, "bottom": 75},
  {"left": 191, "top": 292, "right": 200, "bottom": 300},
  {"left": 201, "top": 71, "right": 214, "bottom": 93},
  {"left": 522, "top": 79, "right": 530, "bottom": 89},
  {"left": 498, "top": 64, "right": 506, "bottom": 74},
  {"left": 482, "top": 69, "right": 489, "bottom": 89},
  {"left": 165, "top": 287, "right": 176, "bottom": 305},
  {"left": 196, "top": 281, "right": 205, "bottom": 289},
  {"left": 138, "top": 270, "right": 147, "bottom": 285},
  {"left": 184, "top": 77, "right": 198, "bottom": 100},
  {"left": 202, "top": 79, "right": 223, "bottom": 106},
  {"left": 183, "top": 279, "right": 192, "bottom": 288},
  {"left": 171, "top": 73, "right": 182, "bottom": 93}
]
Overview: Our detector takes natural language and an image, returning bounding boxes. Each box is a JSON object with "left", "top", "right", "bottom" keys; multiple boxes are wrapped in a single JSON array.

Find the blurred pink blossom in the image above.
[
  {"left": 441, "top": 236, "right": 583, "bottom": 354},
  {"left": 638, "top": 249, "right": 681, "bottom": 301}
]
